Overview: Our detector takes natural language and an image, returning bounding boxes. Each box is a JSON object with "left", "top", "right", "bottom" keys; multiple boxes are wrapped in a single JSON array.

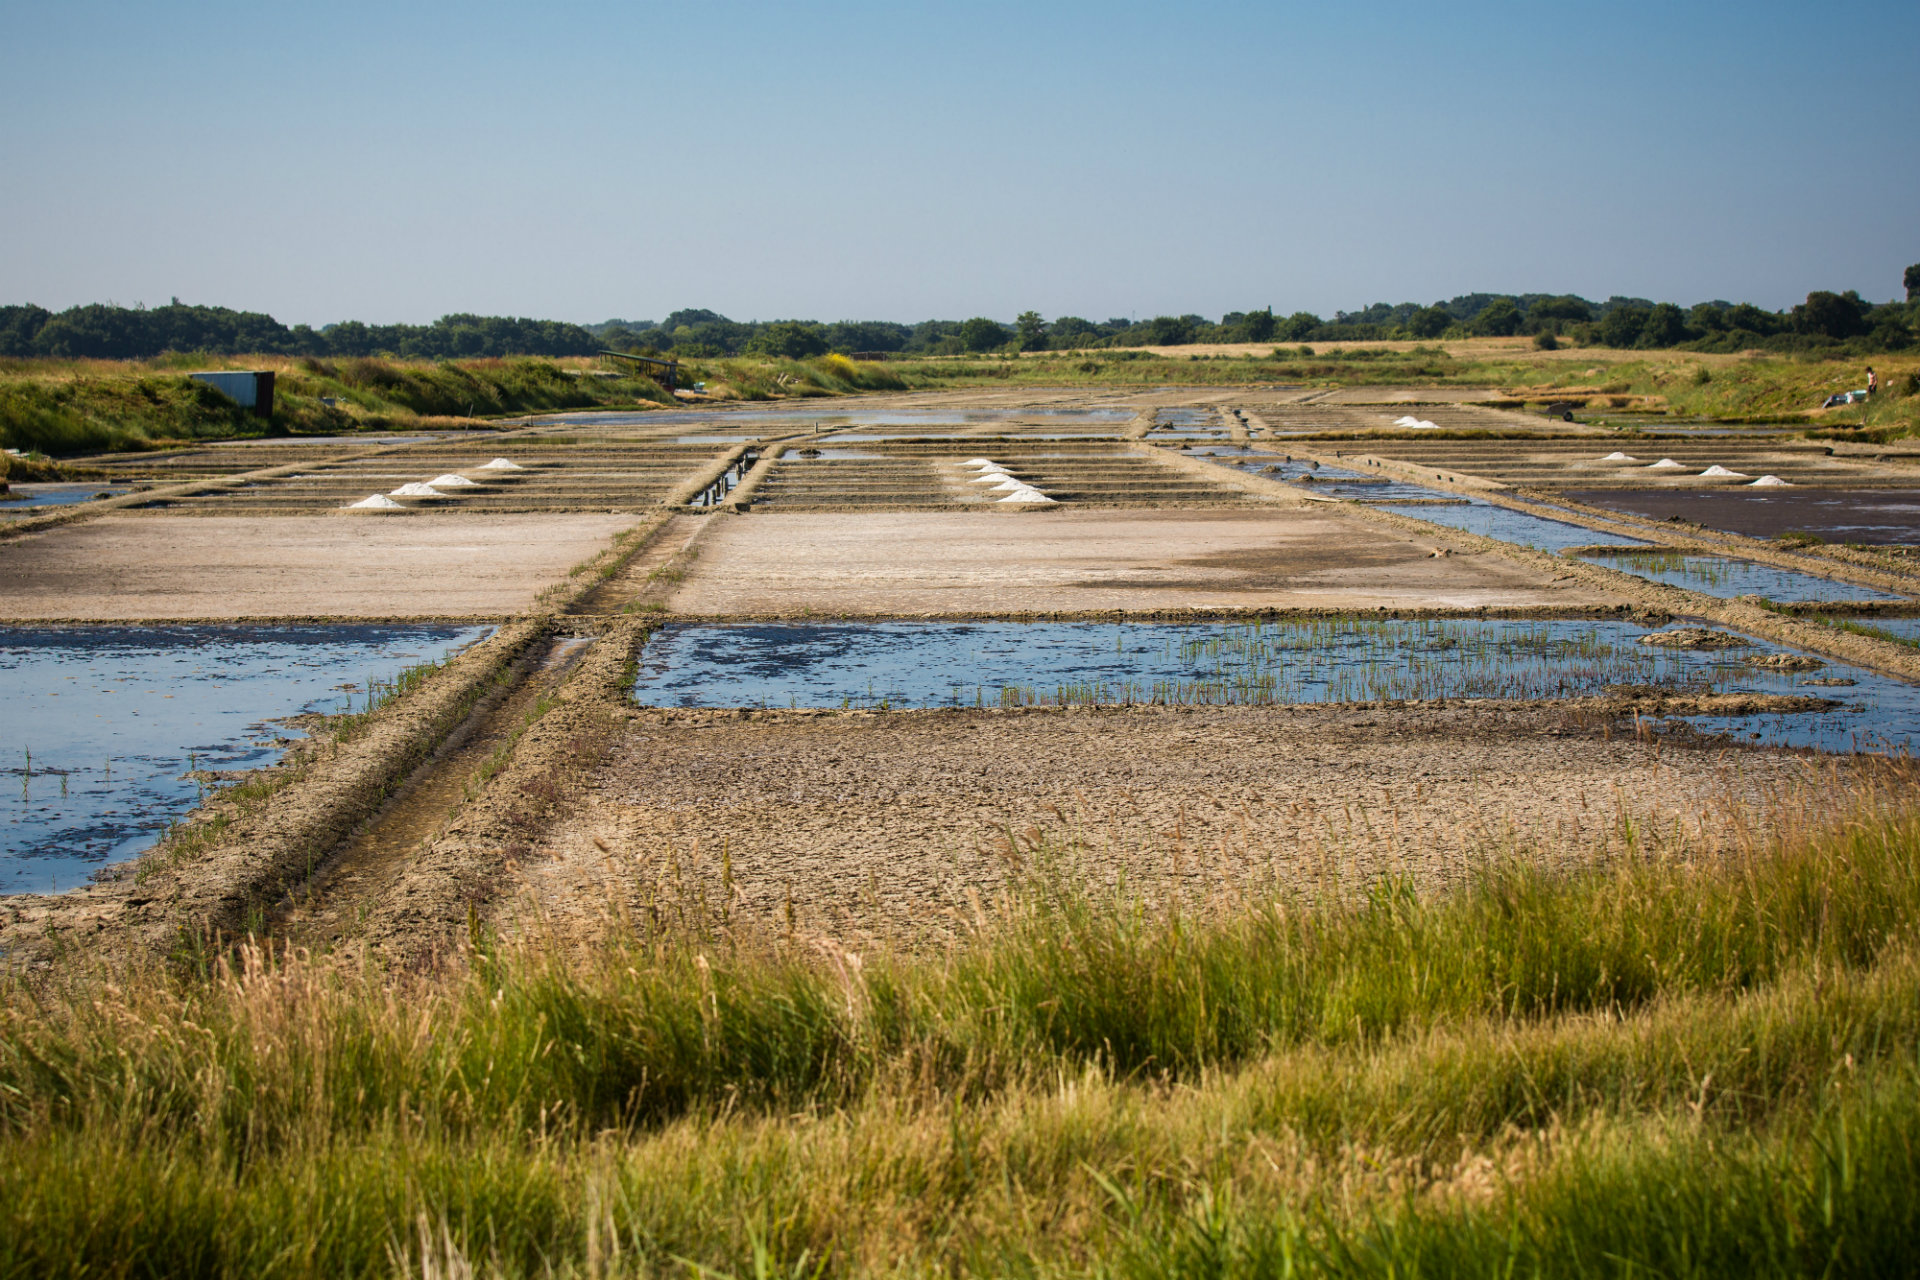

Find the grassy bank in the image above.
[
  {"left": 0, "top": 353, "right": 909, "bottom": 456},
  {"left": 4, "top": 767, "right": 1918, "bottom": 1276},
  {"left": 6, "top": 342, "right": 1918, "bottom": 457}
]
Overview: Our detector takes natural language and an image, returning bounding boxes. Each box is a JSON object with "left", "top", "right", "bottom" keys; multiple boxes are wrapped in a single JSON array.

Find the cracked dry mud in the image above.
[{"left": 503, "top": 702, "right": 1854, "bottom": 947}]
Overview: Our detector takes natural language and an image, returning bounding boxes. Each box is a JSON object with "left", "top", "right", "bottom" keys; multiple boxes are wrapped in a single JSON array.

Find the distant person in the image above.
[{"left": 1866, "top": 367, "right": 1878, "bottom": 396}]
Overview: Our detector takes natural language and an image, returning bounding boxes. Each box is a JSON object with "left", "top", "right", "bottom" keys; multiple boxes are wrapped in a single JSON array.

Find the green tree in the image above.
[
  {"left": 1049, "top": 317, "right": 1103, "bottom": 348},
  {"left": 1637, "top": 303, "right": 1689, "bottom": 348},
  {"left": 958, "top": 317, "right": 1008, "bottom": 351},
  {"left": 1469, "top": 297, "right": 1522, "bottom": 336},
  {"left": 1243, "top": 308, "right": 1276, "bottom": 342},
  {"left": 1407, "top": 306, "right": 1452, "bottom": 339},
  {"left": 1796, "top": 291, "right": 1869, "bottom": 340},
  {"left": 1906, "top": 264, "right": 1920, "bottom": 303},
  {"left": 1142, "top": 316, "right": 1194, "bottom": 345},
  {"left": 1599, "top": 305, "right": 1650, "bottom": 348},
  {"left": 1278, "top": 312, "right": 1322, "bottom": 342},
  {"left": 1528, "top": 295, "right": 1594, "bottom": 326},
  {"left": 745, "top": 321, "right": 827, "bottom": 359},
  {"left": 1014, "top": 311, "right": 1048, "bottom": 351}
]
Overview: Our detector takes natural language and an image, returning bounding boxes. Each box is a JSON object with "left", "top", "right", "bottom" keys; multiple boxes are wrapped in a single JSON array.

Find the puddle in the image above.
[
  {"left": 1564, "top": 489, "right": 1920, "bottom": 546},
  {"left": 2, "top": 623, "right": 493, "bottom": 895},
  {"left": 1383, "top": 500, "right": 1651, "bottom": 552},
  {"left": 2, "top": 483, "right": 132, "bottom": 513},
  {"left": 1173, "top": 447, "right": 1469, "bottom": 501},
  {"left": 1808, "top": 616, "right": 1920, "bottom": 648},
  {"left": 688, "top": 451, "right": 759, "bottom": 507},
  {"left": 1577, "top": 550, "right": 1907, "bottom": 602},
  {"left": 633, "top": 619, "right": 1920, "bottom": 753}
]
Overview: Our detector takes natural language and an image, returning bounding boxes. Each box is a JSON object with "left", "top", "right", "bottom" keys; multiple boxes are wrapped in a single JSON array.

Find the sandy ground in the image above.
[
  {"left": 664, "top": 510, "right": 1622, "bottom": 616},
  {"left": 0, "top": 513, "right": 638, "bottom": 619},
  {"left": 507, "top": 704, "right": 1838, "bottom": 944}
]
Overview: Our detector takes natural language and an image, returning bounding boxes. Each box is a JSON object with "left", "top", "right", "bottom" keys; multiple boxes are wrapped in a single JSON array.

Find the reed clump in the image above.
[{"left": 3, "top": 771, "right": 1919, "bottom": 1275}]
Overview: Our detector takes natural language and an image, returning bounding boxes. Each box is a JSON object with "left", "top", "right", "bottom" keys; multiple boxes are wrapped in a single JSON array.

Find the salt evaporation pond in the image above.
[
  {"left": 1383, "top": 499, "right": 1651, "bottom": 552},
  {"left": 634, "top": 619, "right": 1920, "bottom": 754},
  {"left": 1184, "top": 448, "right": 1455, "bottom": 501},
  {"left": 2, "top": 483, "right": 131, "bottom": 514},
  {"left": 1577, "top": 550, "right": 1907, "bottom": 603},
  {"left": 2, "top": 623, "right": 491, "bottom": 895}
]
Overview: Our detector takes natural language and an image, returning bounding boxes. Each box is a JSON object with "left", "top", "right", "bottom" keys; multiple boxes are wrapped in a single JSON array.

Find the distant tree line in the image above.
[
  {"left": 5, "top": 269, "right": 1916, "bottom": 362},
  {"left": 0, "top": 301, "right": 600, "bottom": 360},
  {"left": 595, "top": 275, "right": 1920, "bottom": 358}
]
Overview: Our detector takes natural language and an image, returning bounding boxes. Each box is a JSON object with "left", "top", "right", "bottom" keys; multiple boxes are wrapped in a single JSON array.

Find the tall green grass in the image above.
[{"left": 3, "top": 771, "right": 1919, "bottom": 1276}]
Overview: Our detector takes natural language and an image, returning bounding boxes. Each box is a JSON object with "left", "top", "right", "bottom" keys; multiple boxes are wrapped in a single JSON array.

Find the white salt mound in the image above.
[
  {"left": 389, "top": 482, "right": 443, "bottom": 497},
  {"left": 429, "top": 473, "right": 479, "bottom": 488},
  {"left": 347, "top": 494, "right": 404, "bottom": 509},
  {"left": 990, "top": 477, "right": 1027, "bottom": 492},
  {"left": 972, "top": 472, "right": 1011, "bottom": 483},
  {"left": 1393, "top": 415, "right": 1421, "bottom": 427},
  {"left": 1601, "top": 452, "right": 1638, "bottom": 462},
  {"left": 1410, "top": 419, "right": 1440, "bottom": 429},
  {"left": 1647, "top": 459, "right": 1686, "bottom": 470},
  {"left": 1700, "top": 465, "right": 1749, "bottom": 478},
  {"left": 962, "top": 458, "right": 996, "bottom": 468},
  {"left": 999, "top": 489, "right": 1055, "bottom": 504},
  {"left": 479, "top": 458, "right": 525, "bottom": 471},
  {"left": 1751, "top": 475, "right": 1791, "bottom": 487}
]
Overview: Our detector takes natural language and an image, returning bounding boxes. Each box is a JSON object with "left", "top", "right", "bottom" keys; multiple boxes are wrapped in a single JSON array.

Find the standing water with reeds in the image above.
[
  {"left": 632, "top": 618, "right": 1920, "bottom": 752},
  {"left": 1, "top": 623, "right": 492, "bottom": 894}
]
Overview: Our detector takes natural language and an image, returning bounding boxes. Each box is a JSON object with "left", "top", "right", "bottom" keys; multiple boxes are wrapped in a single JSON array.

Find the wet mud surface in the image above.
[
  {"left": 662, "top": 510, "right": 1621, "bottom": 615},
  {"left": 1565, "top": 488, "right": 1920, "bottom": 545}
]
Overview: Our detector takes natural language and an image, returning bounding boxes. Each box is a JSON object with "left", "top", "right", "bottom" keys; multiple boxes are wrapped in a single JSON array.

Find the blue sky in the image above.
[{"left": 2, "top": 0, "right": 1914, "bottom": 326}]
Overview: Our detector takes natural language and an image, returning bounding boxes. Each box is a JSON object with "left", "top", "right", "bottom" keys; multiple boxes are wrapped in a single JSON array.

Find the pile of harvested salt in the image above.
[
  {"left": 961, "top": 457, "right": 1052, "bottom": 503},
  {"left": 1646, "top": 458, "right": 1687, "bottom": 470},
  {"left": 346, "top": 494, "right": 405, "bottom": 509},
  {"left": 479, "top": 458, "right": 525, "bottom": 471},
  {"left": 1393, "top": 415, "right": 1441, "bottom": 429},
  {"left": 1699, "top": 465, "right": 1748, "bottom": 479},
  {"left": 1750, "top": 475, "right": 1790, "bottom": 487},
  {"left": 1601, "top": 452, "right": 1638, "bottom": 462},
  {"left": 429, "top": 473, "right": 479, "bottom": 488},
  {"left": 390, "top": 482, "right": 443, "bottom": 497}
]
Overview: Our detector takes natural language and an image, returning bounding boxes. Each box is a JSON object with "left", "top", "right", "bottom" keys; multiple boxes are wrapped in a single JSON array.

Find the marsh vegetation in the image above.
[{"left": 4, "top": 772, "right": 1919, "bottom": 1276}]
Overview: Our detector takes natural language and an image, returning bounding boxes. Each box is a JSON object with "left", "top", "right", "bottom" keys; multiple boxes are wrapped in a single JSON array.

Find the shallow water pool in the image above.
[
  {"left": 2, "top": 624, "right": 492, "bottom": 895},
  {"left": 1, "top": 483, "right": 130, "bottom": 513},
  {"left": 633, "top": 619, "right": 1920, "bottom": 754},
  {"left": 1577, "top": 550, "right": 1907, "bottom": 603},
  {"left": 1383, "top": 500, "right": 1651, "bottom": 552}
]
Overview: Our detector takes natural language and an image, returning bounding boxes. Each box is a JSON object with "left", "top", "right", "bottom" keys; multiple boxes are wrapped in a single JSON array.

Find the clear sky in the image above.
[{"left": 3, "top": 0, "right": 1914, "bottom": 326}]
